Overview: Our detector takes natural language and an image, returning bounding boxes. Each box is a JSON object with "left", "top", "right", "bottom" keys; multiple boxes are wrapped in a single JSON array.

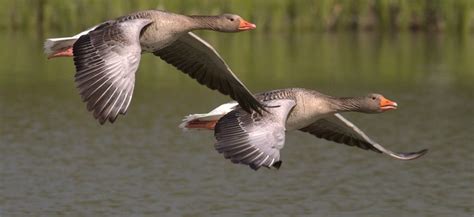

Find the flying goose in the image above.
[
  {"left": 44, "top": 10, "right": 265, "bottom": 124},
  {"left": 180, "top": 88, "right": 428, "bottom": 170}
]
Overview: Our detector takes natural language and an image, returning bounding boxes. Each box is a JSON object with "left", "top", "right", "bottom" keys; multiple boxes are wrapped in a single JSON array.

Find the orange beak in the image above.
[
  {"left": 238, "top": 19, "right": 257, "bottom": 31},
  {"left": 380, "top": 96, "right": 398, "bottom": 111}
]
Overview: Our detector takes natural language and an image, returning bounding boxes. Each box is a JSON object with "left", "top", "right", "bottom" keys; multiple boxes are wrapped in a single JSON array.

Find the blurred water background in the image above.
[{"left": 0, "top": 1, "right": 473, "bottom": 216}]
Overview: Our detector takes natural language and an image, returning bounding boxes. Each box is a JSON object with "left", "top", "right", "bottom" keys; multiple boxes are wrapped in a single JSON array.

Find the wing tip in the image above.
[
  {"left": 241, "top": 97, "right": 268, "bottom": 116},
  {"left": 248, "top": 160, "right": 282, "bottom": 171},
  {"left": 392, "top": 148, "right": 428, "bottom": 160},
  {"left": 272, "top": 160, "right": 282, "bottom": 169}
]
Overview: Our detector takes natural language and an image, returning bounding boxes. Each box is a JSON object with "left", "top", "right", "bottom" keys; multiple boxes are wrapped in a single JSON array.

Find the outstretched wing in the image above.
[
  {"left": 300, "top": 113, "right": 428, "bottom": 160},
  {"left": 73, "top": 19, "right": 152, "bottom": 124},
  {"left": 154, "top": 32, "right": 266, "bottom": 114},
  {"left": 214, "top": 99, "right": 296, "bottom": 170}
]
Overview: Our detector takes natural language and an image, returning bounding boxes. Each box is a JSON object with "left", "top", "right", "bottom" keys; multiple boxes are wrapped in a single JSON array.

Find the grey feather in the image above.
[
  {"left": 214, "top": 99, "right": 296, "bottom": 170},
  {"left": 72, "top": 18, "right": 152, "bottom": 124},
  {"left": 154, "top": 32, "right": 265, "bottom": 114},
  {"left": 300, "top": 113, "right": 428, "bottom": 160}
]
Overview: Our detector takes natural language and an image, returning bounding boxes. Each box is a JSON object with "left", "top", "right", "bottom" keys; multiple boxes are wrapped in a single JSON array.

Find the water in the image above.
[{"left": 0, "top": 31, "right": 473, "bottom": 217}]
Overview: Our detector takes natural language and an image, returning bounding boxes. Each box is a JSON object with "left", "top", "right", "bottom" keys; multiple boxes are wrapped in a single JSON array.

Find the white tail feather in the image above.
[
  {"left": 43, "top": 25, "right": 98, "bottom": 56},
  {"left": 44, "top": 38, "right": 76, "bottom": 56},
  {"left": 179, "top": 102, "right": 238, "bottom": 131}
]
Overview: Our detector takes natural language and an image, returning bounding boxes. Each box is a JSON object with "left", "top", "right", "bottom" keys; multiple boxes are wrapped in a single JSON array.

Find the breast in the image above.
[
  {"left": 285, "top": 95, "right": 335, "bottom": 131},
  {"left": 138, "top": 15, "right": 189, "bottom": 52},
  {"left": 139, "top": 26, "right": 179, "bottom": 52}
]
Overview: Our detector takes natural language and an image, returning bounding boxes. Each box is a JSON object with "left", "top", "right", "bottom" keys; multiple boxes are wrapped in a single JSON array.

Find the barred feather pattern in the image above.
[
  {"left": 214, "top": 99, "right": 296, "bottom": 170},
  {"left": 72, "top": 18, "right": 152, "bottom": 124}
]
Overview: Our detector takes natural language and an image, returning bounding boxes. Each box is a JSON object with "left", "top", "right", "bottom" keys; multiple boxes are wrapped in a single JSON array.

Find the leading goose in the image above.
[
  {"left": 180, "top": 88, "right": 428, "bottom": 170},
  {"left": 44, "top": 10, "right": 264, "bottom": 124}
]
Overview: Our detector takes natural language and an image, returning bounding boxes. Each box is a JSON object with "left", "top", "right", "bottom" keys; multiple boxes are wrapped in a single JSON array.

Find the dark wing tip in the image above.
[
  {"left": 98, "top": 117, "right": 107, "bottom": 125},
  {"left": 109, "top": 115, "right": 119, "bottom": 124},
  {"left": 256, "top": 103, "right": 270, "bottom": 115},
  {"left": 272, "top": 160, "right": 282, "bottom": 169},
  {"left": 234, "top": 93, "right": 267, "bottom": 115},
  {"left": 249, "top": 160, "right": 282, "bottom": 171},
  {"left": 249, "top": 164, "right": 260, "bottom": 171},
  {"left": 393, "top": 148, "right": 428, "bottom": 160}
]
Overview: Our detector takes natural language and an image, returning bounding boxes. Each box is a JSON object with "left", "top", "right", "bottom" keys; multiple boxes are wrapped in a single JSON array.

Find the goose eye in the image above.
[
  {"left": 372, "top": 97, "right": 376, "bottom": 100},
  {"left": 229, "top": 18, "right": 234, "bottom": 22}
]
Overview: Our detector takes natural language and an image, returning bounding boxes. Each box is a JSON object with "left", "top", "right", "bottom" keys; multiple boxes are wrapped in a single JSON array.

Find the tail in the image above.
[
  {"left": 179, "top": 102, "right": 238, "bottom": 131},
  {"left": 44, "top": 37, "right": 78, "bottom": 56},
  {"left": 44, "top": 25, "right": 98, "bottom": 56},
  {"left": 179, "top": 114, "right": 220, "bottom": 130}
]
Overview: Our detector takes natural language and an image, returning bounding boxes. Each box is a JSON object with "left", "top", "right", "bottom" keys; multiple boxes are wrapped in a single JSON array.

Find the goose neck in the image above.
[
  {"left": 187, "top": 15, "right": 220, "bottom": 31},
  {"left": 328, "top": 97, "right": 364, "bottom": 113}
]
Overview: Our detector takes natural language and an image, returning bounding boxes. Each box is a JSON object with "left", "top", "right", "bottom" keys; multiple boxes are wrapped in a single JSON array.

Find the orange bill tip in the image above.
[
  {"left": 238, "top": 19, "right": 256, "bottom": 31},
  {"left": 380, "top": 96, "right": 398, "bottom": 111}
]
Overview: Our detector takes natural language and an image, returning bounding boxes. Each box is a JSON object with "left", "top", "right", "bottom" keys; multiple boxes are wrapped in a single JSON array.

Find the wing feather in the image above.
[
  {"left": 154, "top": 32, "right": 265, "bottom": 114},
  {"left": 300, "top": 113, "right": 428, "bottom": 160},
  {"left": 214, "top": 99, "right": 296, "bottom": 170},
  {"left": 72, "top": 18, "right": 152, "bottom": 124}
]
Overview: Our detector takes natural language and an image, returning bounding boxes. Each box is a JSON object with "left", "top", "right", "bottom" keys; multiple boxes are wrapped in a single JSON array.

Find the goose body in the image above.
[
  {"left": 180, "top": 88, "right": 428, "bottom": 170},
  {"left": 44, "top": 10, "right": 263, "bottom": 124}
]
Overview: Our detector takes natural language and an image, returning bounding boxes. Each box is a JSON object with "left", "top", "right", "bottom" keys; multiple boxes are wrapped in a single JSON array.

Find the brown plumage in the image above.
[
  {"left": 181, "top": 88, "right": 428, "bottom": 170},
  {"left": 45, "top": 10, "right": 264, "bottom": 124}
]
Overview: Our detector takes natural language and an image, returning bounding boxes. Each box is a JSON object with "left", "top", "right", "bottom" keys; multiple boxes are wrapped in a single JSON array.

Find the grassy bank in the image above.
[{"left": 1, "top": 0, "right": 474, "bottom": 33}]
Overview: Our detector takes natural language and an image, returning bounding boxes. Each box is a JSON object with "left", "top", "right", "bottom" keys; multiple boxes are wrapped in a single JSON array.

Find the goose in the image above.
[
  {"left": 180, "top": 88, "right": 428, "bottom": 170},
  {"left": 44, "top": 10, "right": 265, "bottom": 124}
]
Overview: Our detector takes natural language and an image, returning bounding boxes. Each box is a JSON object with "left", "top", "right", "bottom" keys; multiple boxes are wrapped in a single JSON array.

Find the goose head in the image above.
[
  {"left": 216, "top": 14, "right": 256, "bottom": 32},
  {"left": 359, "top": 94, "right": 398, "bottom": 113}
]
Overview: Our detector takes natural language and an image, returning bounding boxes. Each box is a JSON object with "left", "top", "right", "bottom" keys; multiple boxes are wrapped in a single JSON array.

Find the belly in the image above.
[
  {"left": 284, "top": 104, "right": 332, "bottom": 131},
  {"left": 139, "top": 33, "right": 176, "bottom": 52},
  {"left": 286, "top": 113, "right": 318, "bottom": 131}
]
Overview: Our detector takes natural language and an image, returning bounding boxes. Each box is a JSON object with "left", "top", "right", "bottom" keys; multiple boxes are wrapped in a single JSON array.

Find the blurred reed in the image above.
[{"left": 1, "top": 0, "right": 474, "bottom": 33}]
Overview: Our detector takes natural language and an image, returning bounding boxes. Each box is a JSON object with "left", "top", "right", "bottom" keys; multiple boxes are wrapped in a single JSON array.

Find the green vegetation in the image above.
[{"left": 1, "top": 0, "right": 474, "bottom": 33}]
